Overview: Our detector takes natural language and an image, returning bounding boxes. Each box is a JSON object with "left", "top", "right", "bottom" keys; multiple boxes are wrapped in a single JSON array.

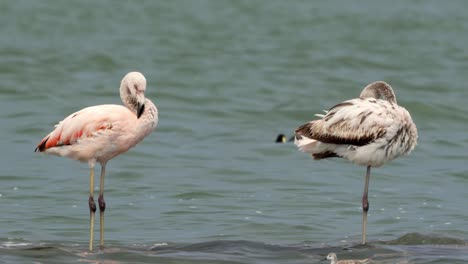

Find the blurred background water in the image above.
[{"left": 1, "top": 0, "right": 468, "bottom": 263}]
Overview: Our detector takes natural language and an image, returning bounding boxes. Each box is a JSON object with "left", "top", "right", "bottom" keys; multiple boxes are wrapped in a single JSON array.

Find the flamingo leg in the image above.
[
  {"left": 98, "top": 164, "right": 106, "bottom": 249},
  {"left": 361, "top": 166, "right": 371, "bottom": 244},
  {"left": 88, "top": 166, "right": 96, "bottom": 251}
]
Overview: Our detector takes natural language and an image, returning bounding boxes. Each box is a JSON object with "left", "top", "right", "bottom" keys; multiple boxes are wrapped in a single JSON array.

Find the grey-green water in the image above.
[{"left": 1, "top": 1, "right": 468, "bottom": 263}]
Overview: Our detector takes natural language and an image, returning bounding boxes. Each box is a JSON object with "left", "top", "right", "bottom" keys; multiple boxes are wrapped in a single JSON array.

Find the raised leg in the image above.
[
  {"left": 88, "top": 166, "right": 96, "bottom": 251},
  {"left": 98, "top": 164, "right": 107, "bottom": 249},
  {"left": 361, "top": 165, "right": 371, "bottom": 245}
]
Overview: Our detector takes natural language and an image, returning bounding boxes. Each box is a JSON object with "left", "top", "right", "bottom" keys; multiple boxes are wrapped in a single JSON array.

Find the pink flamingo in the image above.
[
  {"left": 35, "top": 72, "right": 158, "bottom": 251},
  {"left": 295, "top": 81, "right": 417, "bottom": 244}
]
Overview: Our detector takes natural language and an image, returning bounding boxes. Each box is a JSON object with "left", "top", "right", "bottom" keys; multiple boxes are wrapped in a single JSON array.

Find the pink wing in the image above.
[{"left": 35, "top": 104, "right": 133, "bottom": 152}]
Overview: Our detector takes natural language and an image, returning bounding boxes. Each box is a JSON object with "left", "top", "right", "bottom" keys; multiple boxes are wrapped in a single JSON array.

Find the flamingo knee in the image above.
[{"left": 98, "top": 194, "right": 105, "bottom": 213}]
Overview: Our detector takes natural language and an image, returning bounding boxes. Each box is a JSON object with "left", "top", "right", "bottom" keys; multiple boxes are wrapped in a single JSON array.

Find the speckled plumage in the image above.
[
  {"left": 295, "top": 81, "right": 417, "bottom": 167},
  {"left": 294, "top": 81, "right": 417, "bottom": 244}
]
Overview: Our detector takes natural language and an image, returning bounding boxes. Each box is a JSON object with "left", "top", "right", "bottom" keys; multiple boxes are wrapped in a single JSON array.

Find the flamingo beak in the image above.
[{"left": 137, "top": 102, "right": 145, "bottom": 118}]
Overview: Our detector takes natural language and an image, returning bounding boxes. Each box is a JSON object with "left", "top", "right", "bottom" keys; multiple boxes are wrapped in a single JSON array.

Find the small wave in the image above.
[
  {"left": 172, "top": 191, "right": 225, "bottom": 200},
  {"left": 380, "top": 232, "right": 467, "bottom": 246},
  {"left": 0, "top": 241, "right": 34, "bottom": 248},
  {"left": 1, "top": 234, "right": 467, "bottom": 264}
]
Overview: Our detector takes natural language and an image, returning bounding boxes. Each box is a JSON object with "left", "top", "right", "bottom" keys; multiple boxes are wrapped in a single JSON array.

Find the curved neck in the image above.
[
  {"left": 360, "top": 81, "right": 397, "bottom": 104},
  {"left": 120, "top": 81, "right": 140, "bottom": 115}
]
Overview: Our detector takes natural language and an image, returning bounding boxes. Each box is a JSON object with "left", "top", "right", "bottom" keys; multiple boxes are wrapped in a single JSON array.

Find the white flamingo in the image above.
[
  {"left": 35, "top": 72, "right": 158, "bottom": 251},
  {"left": 295, "top": 81, "right": 417, "bottom": 244}
]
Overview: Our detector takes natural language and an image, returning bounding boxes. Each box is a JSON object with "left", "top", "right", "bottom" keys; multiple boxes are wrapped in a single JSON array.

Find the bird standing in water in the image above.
[
  {"left": 294, "top": 81, "right": 417, "bottom": 244},
  {"left": 35, "top": 72, "right": 158, "bottom": 251}
]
